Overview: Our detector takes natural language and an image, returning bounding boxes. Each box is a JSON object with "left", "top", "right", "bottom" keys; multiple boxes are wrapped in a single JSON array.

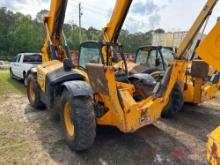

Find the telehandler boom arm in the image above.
[
  {"left": 101, "top": 0, "right": 132, "bottom": 65},
  {"left": 41, "top": 0, "right": 70, "bottom": 63}
]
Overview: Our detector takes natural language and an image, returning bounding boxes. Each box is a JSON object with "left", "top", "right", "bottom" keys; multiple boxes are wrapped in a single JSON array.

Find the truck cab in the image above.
[{"left": 10, "top": 53, "right": 42, "bottom": 85}]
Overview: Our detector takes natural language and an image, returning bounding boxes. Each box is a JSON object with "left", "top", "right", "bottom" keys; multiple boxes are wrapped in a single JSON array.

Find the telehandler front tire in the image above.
[
  {"left": 161, "top": 82, "right": 184, "bottom": 118},
  {"left": 61, "top": 90, "right": 96, "bottom": 151},
  {"left": 27, "top": 74, "right": 45, "bottom": 109}
]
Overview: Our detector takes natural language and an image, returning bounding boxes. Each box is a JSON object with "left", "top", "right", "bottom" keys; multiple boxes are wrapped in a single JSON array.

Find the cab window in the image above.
[
  {"left": 136, "top": 49, "right": 148, "bottom": 65},
  {"left": 79, "top": 43, "right": 101, "bottom": 68},
  {"left": 146, "top": 50, "right": 163, "bottom": 69},
  {"left": 161, "top": 48, "right": 174, "bottom": 63}
]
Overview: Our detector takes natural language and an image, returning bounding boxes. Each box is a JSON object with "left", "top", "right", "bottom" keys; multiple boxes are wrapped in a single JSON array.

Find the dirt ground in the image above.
[{"left": 0, "top": 79, "right": 219, "bottom": 165}]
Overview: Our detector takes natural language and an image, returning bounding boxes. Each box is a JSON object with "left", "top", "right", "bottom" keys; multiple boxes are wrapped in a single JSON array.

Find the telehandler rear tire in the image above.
[
  {"left": 161, "top": 82, "right": 184, "bottom": 118},
  {"left": 61, "top": 90, "right": 96, "bottom": 151},
  {"left": 27, "top": 74, "right": 45, "bottom": 109}
]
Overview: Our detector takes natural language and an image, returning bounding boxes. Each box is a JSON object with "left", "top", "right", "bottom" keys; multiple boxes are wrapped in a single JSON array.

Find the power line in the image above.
[
  {"left": 71, "top": 1, "right": 110, "bottom": 15},
  {"left": 82, "top": 2, "right": 110, "bottom": 12},
  {"left": 83, "top": 8, "right": 108, "bottom": 18},
  {"left": 79, "top": 2, "right": 83, "bottom": 43}
]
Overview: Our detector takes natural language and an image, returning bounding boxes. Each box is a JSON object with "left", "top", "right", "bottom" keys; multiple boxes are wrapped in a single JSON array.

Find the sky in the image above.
[{"left": 0, "top": 0, "right": 220, "bottom": 34}]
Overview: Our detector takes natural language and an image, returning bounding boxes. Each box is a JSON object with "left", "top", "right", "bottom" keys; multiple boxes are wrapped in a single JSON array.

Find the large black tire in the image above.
[
  {"left": 61, "top": 90, "right": 96, "bottom": 151},
  {"left": 27, "top": 74, "right": 45, "bottom": 109},
  {"left": 161, "top": 82, "right": 184, "bottom": 118}
]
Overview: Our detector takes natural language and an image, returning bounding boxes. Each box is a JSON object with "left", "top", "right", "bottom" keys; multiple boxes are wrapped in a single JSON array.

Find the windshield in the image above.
[
  {"left": 79, "top": 46, "right": 101, "bottom": 68},
  {"left": 136, "top": 49, "right": 148, "bottom": 65},
  {"left": 23, "top": 54, "right": 42, "bottom": 63},
  {"left": 136, "top": 48, "right": 164, "bottom": 69},
  {"left": 161, "top": 48, "right": 174, "bottom": 63}
]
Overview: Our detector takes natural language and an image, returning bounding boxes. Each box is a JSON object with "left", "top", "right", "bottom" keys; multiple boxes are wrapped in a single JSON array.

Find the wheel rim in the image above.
[
  {"left": 29, "top": 80, "right": 36, "bottom": 101},
  {"left": 64, "top": 102, "right": 75, "bottom": 136}
]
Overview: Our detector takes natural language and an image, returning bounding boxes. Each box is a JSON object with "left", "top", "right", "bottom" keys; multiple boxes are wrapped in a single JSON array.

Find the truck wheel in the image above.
[
  {"left": 161, "top": 82, "right": 184, "bottom": 118},
  {"left": 27, "top": 74, "right": 45, "bottom": 109},
  {"left": 10, "top": 69, "right": 14, "bottom": 79},
  {"left": 61, "top": 90, "right": 96, "bottom": 151}
]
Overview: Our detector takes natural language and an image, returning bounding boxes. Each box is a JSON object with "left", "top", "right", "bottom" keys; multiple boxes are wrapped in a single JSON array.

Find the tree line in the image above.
[{"left": 0, "top": 8, "right": 165, "bottom": 60}]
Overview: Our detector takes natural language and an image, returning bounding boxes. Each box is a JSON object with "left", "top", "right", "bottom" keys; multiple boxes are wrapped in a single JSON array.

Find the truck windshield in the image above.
[{"left": 23, "top": 54, "right": 42, "bottom": 64}]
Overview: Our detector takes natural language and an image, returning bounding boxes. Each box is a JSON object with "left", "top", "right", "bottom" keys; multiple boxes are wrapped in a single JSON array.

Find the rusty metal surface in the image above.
[
  {"left": 191, "top": 60, "right": 209, "bottom": 78},
  {"left": 86, "top": 63, "right": 109, "bottom": 95}
]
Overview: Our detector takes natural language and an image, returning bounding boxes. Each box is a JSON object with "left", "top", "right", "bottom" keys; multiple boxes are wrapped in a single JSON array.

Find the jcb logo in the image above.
[{"left": 37, "top": 74, "right": 45, "bottom": 81}]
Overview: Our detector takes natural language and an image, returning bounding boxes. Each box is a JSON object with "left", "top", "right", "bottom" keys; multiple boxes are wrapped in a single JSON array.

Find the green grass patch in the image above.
[{"left": 0, "top": 70, "right": 25, "bottom": 96}]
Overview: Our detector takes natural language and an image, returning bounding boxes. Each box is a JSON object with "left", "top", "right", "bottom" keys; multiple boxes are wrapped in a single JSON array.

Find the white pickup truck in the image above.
[{"left": 10, "top": 53, "right": 42, "bottom": 85}]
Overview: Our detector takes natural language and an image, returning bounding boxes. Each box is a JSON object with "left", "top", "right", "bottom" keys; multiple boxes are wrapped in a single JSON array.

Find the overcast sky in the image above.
[{"left": 0, "top": 0, "right": 219, "bottom": 33}]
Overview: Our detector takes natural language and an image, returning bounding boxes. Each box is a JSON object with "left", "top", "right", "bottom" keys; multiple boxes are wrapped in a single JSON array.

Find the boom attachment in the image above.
[{"left": 196, "top": 21, "right": 220, "bottom": 70}]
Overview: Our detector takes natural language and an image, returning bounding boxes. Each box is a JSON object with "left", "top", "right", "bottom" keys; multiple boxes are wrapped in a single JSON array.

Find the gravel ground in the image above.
[{"left": 0, "top": 79, "right": 219, "bottom": 165}]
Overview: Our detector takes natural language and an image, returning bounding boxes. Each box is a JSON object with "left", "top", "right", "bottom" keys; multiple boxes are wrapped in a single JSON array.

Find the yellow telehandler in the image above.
[{"left": 26, "top": 0, "right": 220, "bottom": 151}]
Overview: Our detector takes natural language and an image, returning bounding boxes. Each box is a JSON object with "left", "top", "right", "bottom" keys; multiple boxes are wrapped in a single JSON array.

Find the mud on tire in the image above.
[
  {"left": 27, "top": 74, "right": 45, "bottom": 109},
  {"left": 61, "top": 90, "right": 96, "bottom": 151},
  {"left": 161, "top": 82, "right": 184, "bottom": 118}
]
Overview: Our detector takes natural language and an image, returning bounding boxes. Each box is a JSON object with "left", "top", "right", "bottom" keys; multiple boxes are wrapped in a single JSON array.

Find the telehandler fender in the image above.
[{"left": 61, "top": 81, "right": 93, "bottom": 97}]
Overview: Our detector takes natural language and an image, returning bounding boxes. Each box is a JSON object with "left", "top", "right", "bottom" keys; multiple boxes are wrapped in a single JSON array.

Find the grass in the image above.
[{"left": 0, "top": 70, "right": 25, "bottom": 96}]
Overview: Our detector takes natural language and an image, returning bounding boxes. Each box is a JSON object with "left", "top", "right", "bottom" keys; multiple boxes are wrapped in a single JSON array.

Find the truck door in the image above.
[
  {"left": 12, "top": 54, "right": 21, "bottom": 77},
  {"left": 17, "top": 54, "right": 23, "bottom": 78}
]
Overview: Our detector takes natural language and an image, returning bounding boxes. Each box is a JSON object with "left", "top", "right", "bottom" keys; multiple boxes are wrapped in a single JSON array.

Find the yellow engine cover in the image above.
[
  {"left": 207, "top": 126, "right": 220, "bottom": 165},
  {"left": 37, "top": 60, "right": 63, "bottom": 92}
]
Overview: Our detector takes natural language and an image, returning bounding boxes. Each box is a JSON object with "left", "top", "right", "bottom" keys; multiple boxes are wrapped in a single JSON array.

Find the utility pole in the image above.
[{"left": 79, "top": 2, "right": 83, "bottom": 43}]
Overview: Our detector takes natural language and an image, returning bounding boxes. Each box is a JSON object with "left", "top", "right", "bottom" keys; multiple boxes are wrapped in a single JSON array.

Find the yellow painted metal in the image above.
[
  {"left": 193, "top": 78, "right": 203, "bottom": 104},
  {"left": 28, "top": 79, "right": 36, "bottom": 102},
  {"left": 37, "top": 60, "right": 63, "bottom": 92},
  {"left": 183, "top": 81, "right": 194, "bottom": 103},
  {"left": 94, "top": 60, "right": 187, "bottom": 132},
  {"left": 64, "top": 101, "right": 75, "bottom": 137},
  {"left": 207, "top": 126, "right": 220, "bottom": 165},
  {"left": 41, "top": 0, "right": 68, "bottom": 62},
  {"left": 196, "top": 21, "right": 220, "bottom": 71},
  {"left": 182, "top": 71, "right": 220, "bottom": 104},
  {"left": 37, "top": 60, "right": 89, "bottom": 92},
  {"left": 102, "top": 0, "right": 132, "bottom": 64}
]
